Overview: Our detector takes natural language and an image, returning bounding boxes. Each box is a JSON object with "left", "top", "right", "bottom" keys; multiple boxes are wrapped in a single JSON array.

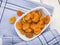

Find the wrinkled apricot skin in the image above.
[
  {"left": 38, "top": 21, "right": 44, "bottom": 25},
  {"left": 16, "top": 22, "right": 23, "bottom": 30},
  {"left": 45, "top": 15, "right": 50, "bottom": 24},
  {"left": 32, "top": 12, "right": 40, "bottom": 22},
  {"left": 39, "top": 25, "right": 45, "bottom": 29},
  {"left": 40, "top": 16, "right": 45, "bottom": 22},
  {"left": 9, "top": 16, "right": 16, "bottom": 24},
  {"left": 17, "top": 10, "right": 23, "bottom": 16},
  {"left": 19, "top": 30, "right": 25, "bottom": 35},
  {"left": 26, "top": 33, "right": 33, "bottom": 38},
  {"left": 25, "top": 28, "right": 32, "bottom": 33},
  {"left": 25, "top": 14, "right": 31, "bottom": 21},
  {"left": 23, "top": 23, "right": 30, "bottom": 30},
  {"left": 22, "top": 17, "right": 26, "bottom": 23},
  {"left": 34, "top": 29, "right": 41, "bottom": 35},
  {"left": 36, "top": 10, "right": 42, "bottom": 17},
  {"left": 30, "top": 23, "right": 36, "bottom": 30},
  {"left": 27, "top": 19, "right": 32, "bottom": 23}
]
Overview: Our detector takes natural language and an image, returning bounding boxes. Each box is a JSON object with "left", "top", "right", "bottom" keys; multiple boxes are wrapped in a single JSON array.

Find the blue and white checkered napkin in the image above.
[{"left": 0, "top": 0, "right": 60, "bottom": 45}]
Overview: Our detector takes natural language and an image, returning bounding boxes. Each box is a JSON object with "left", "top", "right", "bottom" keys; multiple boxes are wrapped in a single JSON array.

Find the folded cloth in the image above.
[{"left": 0, "top": 0, "right": 60, "bottom": 45}]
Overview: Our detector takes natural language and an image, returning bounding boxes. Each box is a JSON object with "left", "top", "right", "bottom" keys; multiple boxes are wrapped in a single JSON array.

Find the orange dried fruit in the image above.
[
  {"left": 22, "top": 17, "right": 26, "bottom": 23},
  {"left": 16, "top": 21, "right": 23, "bottom": 30},
  {"left": 30, "top": 23, "right": 36, "bottom": 30},
  {"left": 17, "top": 10, "right": 23, "bottom": 16},
  {"left": 34, "top": 29, "right": 41, "bottom": 35},
  {"left": 33, "top": 25, "right": 40, "bottom": 32},
  {"left": 39, "top": 25, "right": 45, "bottom": 30},
  {"left": 27, "top": 19, "right": 32, "bottom": 23},
  {"left": 38, "top": 20, "right": 44, "bottom": 25},
  {"left": 45, "top": 15, "right": 50, "bottom": 24},
  {"left": 32, "top": 12, "right": 40, "bottom": 22},
  {"left": 23, "top": 23, "right": 30, "bottom": 30},
  {"left": 24, "top": 13, "right": 31, "bottom": 21},
  {"left": 25, "top": 28, "right": 33, "bottom": 33},
  {"left": 19, "top": 30, "right": 25, "bottom": 35},
  {"left": 40, "top": 16, "right": 45, "bottom": 22},
  {"left": 36, "top": 10, "right": 42, "bottom": 17},
  {"left": 26, "top": 32, "right": 33, "bottom": 38},
  {"left": 9, "top": 16, "right": 16, "bottom": 24}
]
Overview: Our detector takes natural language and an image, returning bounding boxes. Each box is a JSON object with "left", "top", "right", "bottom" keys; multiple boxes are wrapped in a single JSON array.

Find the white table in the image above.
[{"left": 29, "top": 0, "right": 60, "bottom": 34}]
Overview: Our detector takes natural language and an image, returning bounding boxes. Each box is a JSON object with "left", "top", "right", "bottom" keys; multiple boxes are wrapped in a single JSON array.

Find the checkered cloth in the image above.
[{"left": 0, "top": 0, "right": 60, "bottom": 45}]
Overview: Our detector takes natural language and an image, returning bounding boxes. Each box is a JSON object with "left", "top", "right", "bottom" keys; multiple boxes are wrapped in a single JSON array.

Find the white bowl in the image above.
[{"left": 14, "top": 7, "right": 51, "bottom": 41}]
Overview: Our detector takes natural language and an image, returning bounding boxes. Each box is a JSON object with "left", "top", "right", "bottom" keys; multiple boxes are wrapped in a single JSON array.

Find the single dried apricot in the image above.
[
  {"left": 33, "top": 25, "right": 40, "bottom": 32},
  {"left": 9, "top": 16, "right": 16, "bottom": 24},
  {"left": 25, "top": 28, "right": 33, "bottom": 33},
  {"left": 16, "top": 21, "right": 23, "bottom": 30},
  {"left": 22, "top": 17, "right": 26, "bottom": 23},
  {"left": 30, "top": 23, "right": 36, "bottom": 30},
  {"left": 19, "top": 30, "right": 25, "bottom": 35},
  {"left": 27, "top": 19, "right": 32, "bottom": 23},
  {"left": 36, "top": 10, "right": 42, "bottom": 17},
  {"left": 17, "top": 10, "right": 23, "bottom": 16},
  {"left": 26, "top": 32, "right": 33, "bottom": 38},
  {"left": 34, "top": 29, "right": 41, "bottom": 35},
  {"left": 23, "top": 23, "right": 30, "bottom": 30},
  {"left": 40, "top": 16, "right": 45, "bottom": 22},
  {"left": 32, "top": 12, "right": 40, "bottom": 22},
  {"left": 24, "top": 13, "right": 31, "bottom": 21},
  {"left": 38, "top": 20, "right": 44, "bottom": 25},
  {"left": 39, "top": 24, "right": 45, "bottom": 30},
  {"left": 45, "top": 15, "right": 50, "bottom": 24}
]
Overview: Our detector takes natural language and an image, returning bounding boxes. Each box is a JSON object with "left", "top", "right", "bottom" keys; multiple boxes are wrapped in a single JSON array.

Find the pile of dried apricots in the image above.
[{"left": 16, "top": 10, "right": 50, "bottom": 38}]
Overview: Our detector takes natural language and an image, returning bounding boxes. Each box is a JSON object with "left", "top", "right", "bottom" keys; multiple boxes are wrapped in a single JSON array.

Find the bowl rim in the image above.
[{"left": 14, "top": 6, "right": 51, "bottom": 41}]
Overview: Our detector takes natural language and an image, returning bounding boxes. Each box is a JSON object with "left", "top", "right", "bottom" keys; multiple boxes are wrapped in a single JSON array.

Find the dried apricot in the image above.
[
  {"left": 16, "top": 21, "right": 23, "bottom": 30},
  {"left": 22, "top": 17, "right": 26, "bottom": 23},
  {"left": 24, "top": 14, "right": 31, "bottom": 21},
  {"left": 33, "top": 25, "right": 40, "bottom": 32},
  {"left": 39, "top": 25, "right": 45, "bottom": 30},
  {"left": 36, "top": 10, "right": 42, "bottom": 17},
  {"left": 9, "top": 16, "right": 16, "bottom": 24},
  {"left": 26, "top": 33, "right": 33, "bottom": 38},
  {"left": 17, "top": 10, "right": 23, "bottom": 16},
  {"left": 25, "top": 28, "right": 33, "bottom": 33},
  {"left": 32, "top": 12, "right": 40, "bottom": 22},
  {"left": 30, "top": 23, "right": 36, "bottom": 30},
  {"left": 38, "top": 20, "right": 44, "bottom": 25},
  {"left": 27, "top": 19, "right": 32, "bottom": 23},
  {"left": 34, "top": 29, "right": 41, "bottom": 35},
  {"left": 45, "top": 15, "right": 50, "bottom": 24},
  {"left": 40, "top": 16, "right": 45, "bottom": 22},
  {"left": 23, "top": 23, "right": 30, "bottom": 30},
  {"left": 19, "top": 30, "right": 25, "bottom": 35}
]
